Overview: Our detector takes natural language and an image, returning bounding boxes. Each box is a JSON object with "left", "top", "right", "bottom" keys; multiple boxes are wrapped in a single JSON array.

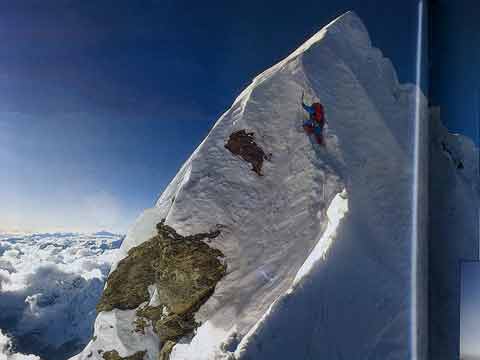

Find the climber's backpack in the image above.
[{"left": 312, "top": 103, "right": 324, "bottom": 124}]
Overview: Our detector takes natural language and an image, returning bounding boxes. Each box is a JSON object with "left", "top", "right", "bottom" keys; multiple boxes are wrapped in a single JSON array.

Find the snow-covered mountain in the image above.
[
  {"left": 71, "top": 11, "right": 476, "bottom": 360},
  {"left": 0, "top": 232, "right": 123, "bottom": 359}
]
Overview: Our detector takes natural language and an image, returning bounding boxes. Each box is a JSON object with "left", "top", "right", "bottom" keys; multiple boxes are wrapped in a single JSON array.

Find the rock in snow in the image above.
[{"left": 71, "top": 11, "right": 477, "bottom": 360}]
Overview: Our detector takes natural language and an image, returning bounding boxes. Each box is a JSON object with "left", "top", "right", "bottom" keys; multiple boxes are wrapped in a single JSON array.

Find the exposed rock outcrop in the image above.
[
  {"left": 225, "top": 130, "right": 270, "bottom": 175},
  {"left": 96, "top": 220, "right": 227, "bottom": 358},
  {"left": 158, "top": 341, "right": 176, "bottom": 360},
  {"left": 102, "top": 350, "right": 146, "bottom": 360}
]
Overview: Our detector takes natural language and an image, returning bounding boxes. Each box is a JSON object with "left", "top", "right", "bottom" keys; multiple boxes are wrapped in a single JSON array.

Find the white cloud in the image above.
[
  {"left": 0, "top": 232, "right": 123, "bottom": 359},
  {"left": 0, "top": 330, "right": 40, "bottom": 360},
  {"left": 0, "top": 190, "right": 134, "bottom": 234}
]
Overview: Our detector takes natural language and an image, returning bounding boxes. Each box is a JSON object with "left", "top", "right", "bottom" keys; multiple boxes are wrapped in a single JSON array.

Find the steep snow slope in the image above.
[
  {"left": 428, "top": 108, "right": 479, "bottom": 360},
  {"left": 72, "top": 11, "right": 428, "bottom": 360}
]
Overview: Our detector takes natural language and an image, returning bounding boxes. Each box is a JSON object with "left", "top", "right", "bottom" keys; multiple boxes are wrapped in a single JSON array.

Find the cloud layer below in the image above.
[{"left": 0, "top": 232, "right": 123, "bottom": 359}]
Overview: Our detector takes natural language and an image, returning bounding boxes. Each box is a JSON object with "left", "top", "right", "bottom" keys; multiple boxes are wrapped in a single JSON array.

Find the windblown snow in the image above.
[
  {"left": 0, "top": 232, "right": 123, "bottom": 359},
  {"left": 72, "top": 11, "right": 443, "bottom": 360}
]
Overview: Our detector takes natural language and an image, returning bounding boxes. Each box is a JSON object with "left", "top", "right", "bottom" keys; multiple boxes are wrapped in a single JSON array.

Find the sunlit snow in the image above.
[{"left": 293, "top": 189, "right": 349, "bottom": 285}]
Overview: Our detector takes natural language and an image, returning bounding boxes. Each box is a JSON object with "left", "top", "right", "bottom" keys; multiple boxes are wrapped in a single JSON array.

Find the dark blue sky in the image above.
[
  {"left": 430, "top": 0, "right": 480, "bottom": 142},
  {"left": 1, "top": 1, "right": 421, "bottom": 232}
]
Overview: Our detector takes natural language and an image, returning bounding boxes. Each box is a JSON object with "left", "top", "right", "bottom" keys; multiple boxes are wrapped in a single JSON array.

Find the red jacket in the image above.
[
  {"left": 302, "top": 102, "right": 325, "bottom": 126},
  {"left": 312, "top": 103, "right": 325, "bottom": 125}
]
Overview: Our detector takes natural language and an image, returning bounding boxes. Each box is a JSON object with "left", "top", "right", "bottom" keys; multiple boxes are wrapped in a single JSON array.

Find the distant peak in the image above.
[
  {"left": 323, "top": 10, "right": 368, "bottom": 35},
  {"left": 290, "top": 10, "right": 370, "bottom": 61},
  {"left": 331, "top": 10, "right": 360, "bottom": 24}
]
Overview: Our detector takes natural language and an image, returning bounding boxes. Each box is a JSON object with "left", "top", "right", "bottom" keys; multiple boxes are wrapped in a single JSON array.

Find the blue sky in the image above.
[
  {"left": 430, "top": 0, "right": 480, "bottom": 142},
  {"left": 0, "top": 1, "right": 421, "bottom": 233}
]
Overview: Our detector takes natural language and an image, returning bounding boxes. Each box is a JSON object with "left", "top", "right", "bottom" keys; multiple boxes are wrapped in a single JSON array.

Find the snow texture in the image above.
[
  {"left": 73, "top": 11, "right": 444, "bottom": 360},
  {"left": 0, "top": 232, "right": 123, "bottom": 359}
]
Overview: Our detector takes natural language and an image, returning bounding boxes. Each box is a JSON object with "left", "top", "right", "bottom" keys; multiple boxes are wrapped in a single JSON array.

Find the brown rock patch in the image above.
[
  {"left": 225, "top": 130, "right": 270, "bottom": 175},
  {"left": 96, "top": 220, "right": 227, "bottom": 360},
  {"left": 102, "top": 350, "right": 146, "bottom": 360}
]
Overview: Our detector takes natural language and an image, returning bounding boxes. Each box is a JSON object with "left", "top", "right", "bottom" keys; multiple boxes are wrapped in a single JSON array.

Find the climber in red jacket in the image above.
[{"left": 301, "top": 92, "right": 326, "bottom": 145}]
